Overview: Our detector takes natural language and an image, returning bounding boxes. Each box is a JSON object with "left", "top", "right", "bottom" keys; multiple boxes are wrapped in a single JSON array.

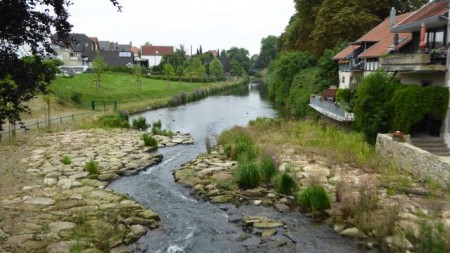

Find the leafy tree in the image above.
[
  {"left": 259, "top": 35, "right": 278, "bottom": 68},
  {"left": 209, "top": 58, "right": 224, "bottom": 80},
  {"left": 314, "top": 42, "right": 346, "bottom": 90},
  {"left": 353, "top": 71, "right": 398, "bottom": 144},
  {"left": 0, "top": 0, "right": 121, "bottom": 130},
  {"left": 225, "top": 47, "right": 250, "bottom": 74},
  {"left": 162, "top": 63, "right": 175, "bottom": 88},
  {"left": 267, "top": 51, "right": 316, "bottom": 105},
  {"left": 92, "top": 53, "right": 108, "bottom": 93},
  {"left": 311, "top": 0, "right": 379, "bottom": 56},
  {"left": 186, "top": 57, "right": 205, "bottom": 81}
]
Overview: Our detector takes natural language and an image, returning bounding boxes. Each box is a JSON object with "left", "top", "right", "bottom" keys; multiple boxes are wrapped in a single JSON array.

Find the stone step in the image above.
[
  {"left": 432, "top": 151, "right": 450, "bottom": 156},
  {"left": 419, "top": 147, "right": 450, "bottom": 153},
  {"left": 412, "top": 138, "right": 445, "bottom": 144},
  {"left": 413, "top": 142, "right": 448, "bottom": 148},
  {"left": 411, "top": 137, "right": 450, "bottom": 156}
]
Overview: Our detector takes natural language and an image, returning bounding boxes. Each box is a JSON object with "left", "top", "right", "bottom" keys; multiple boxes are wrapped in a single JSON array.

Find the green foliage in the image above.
[
  {"left": 61, "top": 155, "right": 71, "bottom": 165},
  {"left": 315, "top": 42, "right": 346, "bottom": 90},
  {"left": 417, "top": 222, "right": 448, "bottom": 253},
  {"left": 70, "top": 92, "right": 83, "bottom": 105},
  {"left": 286, "top": 67, "right": 319, "bottom": 117},
  {"left": 85, "top": 160, "right": 99, "bottom": 175},
  {"left": 259, "top": 35, "right": 278, "bottom": 68},
  {"left": 219, "top": 127, "right": 258, "bottom": 161},
  {"left": 297, "top": 185, "right": 331, "bottom": 212},
  {"left": 225, "top": 47, "right": 251, "bottom": 74},
  {"left": 131, "top": 116, "right": 148, "bottom": 130},
  {"left": 151, "top": 119, "right": 174, "bottom": 137},
  {"left": 353, "top": 71, "right": 398, "bottom": 144},
  {"left": 259, "top": 154, "right": 278, "bottom": 182},
  {"left": 142, "top": 133, "right": 158, "bottom": 147},
  {"left": 209, "top": 58, "right": 224, "bottom": 80},
  {"left": 392, "top": 85, "right": 449, "bottom": 133},
  {"left": 335, "top": 88, "right": 356, "bottom": 112},
  {"left": 274, "top": 171, "right": 299, "bottom": 195},
  {"left": 97, "top": 114, "right": 129, "bottom": 128},
  {"left": 235, "top": 161, "right": 261, "bottom": 189},
  {"left": 354, "top": 70, "right": 449, "bottom": 143},
  {"left": 267, "top": 51, "right": 316, "bottom": 105},
  {"left": 162, "top": 63, "right": 175, "bottom": 81}
]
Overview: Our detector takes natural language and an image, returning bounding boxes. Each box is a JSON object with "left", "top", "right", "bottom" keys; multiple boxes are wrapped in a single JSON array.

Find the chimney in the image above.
[{"left": 390, "top": 7, "right": 396, "bottom": 26}]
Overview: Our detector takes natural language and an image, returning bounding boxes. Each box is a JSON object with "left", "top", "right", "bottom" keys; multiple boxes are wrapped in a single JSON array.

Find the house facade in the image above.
[
  {"left": 309, "top": 11, "right": 412, "bottom": 122},
  {"left": 380, "top": 0, "right": 450, "bottom": 144},
  {"left": 141, "top": 45, "right": 174, "bottom": 68}
]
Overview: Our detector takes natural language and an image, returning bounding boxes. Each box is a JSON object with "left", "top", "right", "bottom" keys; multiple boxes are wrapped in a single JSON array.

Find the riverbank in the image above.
[
  {"left": 0, "top": 129, "right": 192, "bottom": 252},
  {"left": 174, "top": 118, "right": 450, "bottom": 252}
]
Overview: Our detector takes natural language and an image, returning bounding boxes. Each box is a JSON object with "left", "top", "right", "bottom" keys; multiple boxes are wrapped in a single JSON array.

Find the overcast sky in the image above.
[{"left": 67, "top": 0, "right": 295, "bottom": 56}]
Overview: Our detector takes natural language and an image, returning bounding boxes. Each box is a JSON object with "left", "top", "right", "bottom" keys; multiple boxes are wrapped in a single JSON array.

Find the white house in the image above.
[{"left": 141, "top": 45, "right": 174, "bottom": 68}]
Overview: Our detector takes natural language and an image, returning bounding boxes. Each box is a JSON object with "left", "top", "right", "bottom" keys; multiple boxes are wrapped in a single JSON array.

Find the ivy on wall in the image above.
[{"left": 353, "top": 70, "right": 449, "bottom": 144}]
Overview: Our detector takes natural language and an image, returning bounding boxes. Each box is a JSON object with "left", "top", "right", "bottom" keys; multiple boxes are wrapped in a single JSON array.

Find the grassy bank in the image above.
[
  {"left": 49, "top": 73, "right": 237, "bottom": 112},
  {"left": 217, "top": 118, "right": 449, "bottom": 251}
]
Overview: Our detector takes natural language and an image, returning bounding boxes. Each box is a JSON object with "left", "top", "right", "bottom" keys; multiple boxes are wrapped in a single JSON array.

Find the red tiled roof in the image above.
[
  {"left": 397, "top": 0, "right": 448, "bottom": 26},
  {"left": 333, "top": 12, "right": 412, "bottom": 60},
  {"left": 131, "top": 46, "right": 139, "bottom": 55},
  {"left": 141, "top": 45, "right": 174, "bottom": 56}
]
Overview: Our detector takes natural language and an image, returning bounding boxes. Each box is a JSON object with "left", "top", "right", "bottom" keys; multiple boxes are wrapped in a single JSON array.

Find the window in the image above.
[
  {"left": 119, "top": 52, "right": 132, "bottom": 57},
  {"left": 341, "top": 76, "right": 345, "bottom": 84},
  {"left": 427, "top": 29, "right": 446, "bottom": 49}
]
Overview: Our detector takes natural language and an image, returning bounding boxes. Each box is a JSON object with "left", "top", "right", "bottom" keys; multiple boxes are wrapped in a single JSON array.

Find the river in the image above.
[{"left": 108, "top": 82, "right": 373, "bottom": 253}]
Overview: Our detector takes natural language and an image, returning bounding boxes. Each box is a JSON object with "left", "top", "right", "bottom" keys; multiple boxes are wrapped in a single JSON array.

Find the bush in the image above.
[
  {"left": 61, "top": 155, "right": 71, "bottom": 165},
  {"left": 151, "top": 119, "right": 174, "bottom": 137},
  {"left": 132, "top": 116, "right": 148, "bottom": 130},
  {"left": 297, "top": 185, "right": 330, "bottom": 212},
  {"left": 143, "top": 133, "right": 158, "bottom": 147},
  {"left": 274, "top": 171, "right": 298, "bottom": 195},
  {"left": 85, "top": 160, "right": 99, "bottom": 175},
  {"left": 96, "top": 114, "right": 129, "bottom": 128},
  {"left": 417, "top": 222, "right": 448, "bottom": 253},
  {"left": 259, "top": 154, "right": 277, "bottom": 182},
  {"left": 70, "top": 92, "right": 83, "bottom": 105},
  {"left": 219, "top": 127, "right": 258, "bottom": 161},
  {"left": 235, "top": 161, "right": 261, "bottom": 189}
]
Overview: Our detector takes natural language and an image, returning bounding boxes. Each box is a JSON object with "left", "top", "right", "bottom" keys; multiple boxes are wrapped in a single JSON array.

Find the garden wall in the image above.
[{"left": 376, "top": 134, "right": 450, "bottom": 186}]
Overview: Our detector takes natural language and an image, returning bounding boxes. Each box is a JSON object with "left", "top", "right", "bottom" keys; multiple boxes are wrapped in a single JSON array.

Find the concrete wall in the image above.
[
  {"left": 338, "top": 72, "right": 353, "bottom": 89},
  {"left": 396, "top": 72, "right": 446, "bottom": 86},
  {"left": 376, "top": 134, "right": 450, "bottom": 186},
  {"left": 141, "top": 55, "right": 163, "bottom": 68}
]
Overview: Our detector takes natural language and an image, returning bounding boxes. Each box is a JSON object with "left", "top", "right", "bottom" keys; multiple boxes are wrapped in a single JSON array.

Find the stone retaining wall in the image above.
[{"left": 376, "top": 134, "right": 450, "bottom": 186}]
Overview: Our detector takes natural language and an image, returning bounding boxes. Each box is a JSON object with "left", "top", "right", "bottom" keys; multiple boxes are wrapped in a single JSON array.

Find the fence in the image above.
[{"left": 0, "top": 112, "right": 93, "bottom": 141}]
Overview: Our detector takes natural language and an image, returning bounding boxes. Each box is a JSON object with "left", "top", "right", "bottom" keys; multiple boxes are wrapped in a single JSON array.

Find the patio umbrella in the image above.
[{"left": 419, "top": 22, "right": 427, "bottom": 50}]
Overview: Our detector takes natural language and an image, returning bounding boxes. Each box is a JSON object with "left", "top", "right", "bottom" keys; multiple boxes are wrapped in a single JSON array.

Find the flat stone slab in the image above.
[
  {"left": 23, "top": 197, "right": 55, "bottom": 206},
  {"left": 48, "top": 221, "right": 76, "bottom": 233}
]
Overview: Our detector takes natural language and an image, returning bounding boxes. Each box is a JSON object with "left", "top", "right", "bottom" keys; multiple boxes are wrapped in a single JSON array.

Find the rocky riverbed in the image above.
[
  {"left": 0, "top": 129, "right": 193, "bottom": 253},
  {"left": 174, "top": 145, "right": 450, "bottom": 252}
]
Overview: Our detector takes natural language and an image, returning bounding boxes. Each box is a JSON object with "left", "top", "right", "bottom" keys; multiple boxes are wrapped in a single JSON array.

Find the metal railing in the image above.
[
  {"left": 309, "top": 95, "right": 354, "bottom": 122},
  {"left": 0, "top": 112, "right": 93, "bottom": 140}
]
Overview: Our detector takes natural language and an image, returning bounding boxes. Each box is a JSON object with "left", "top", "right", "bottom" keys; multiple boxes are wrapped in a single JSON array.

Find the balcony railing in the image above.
[
  {"left": 309, "top": 95, "right": 354, "bottom": 122},
  {"left": 380, "top": 53, "right": 447, "bottom": 72}
]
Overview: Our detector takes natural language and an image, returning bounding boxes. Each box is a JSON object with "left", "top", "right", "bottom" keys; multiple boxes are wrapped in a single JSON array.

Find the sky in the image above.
[{"left": 67, "top": 0, "right": 295, "bottom": 56}]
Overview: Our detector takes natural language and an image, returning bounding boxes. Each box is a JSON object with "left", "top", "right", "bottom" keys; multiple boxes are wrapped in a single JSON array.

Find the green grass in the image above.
[
  {"left": 235, "top": 161, "right": 261, "bottom": 189},
  {"left": 61, "top": 155, "right": 71, "bottom": 165},
  {"left": 297, "top": 185, "right": 331, "bottom": 212},
  {"left": 259, "top": 154, "right": 277, "bottom": 182},
  {"left": 49, "top": 73, "right": 222, "bottom": 111},
  {"left": 274, "top": 171, "right": 298, "bottom": 195},
  {"left": 85, "top": 160, "right": 99, "bottom": 175},
  {"left": 143, "top": 133, "right": 158, "bottom": 147}
]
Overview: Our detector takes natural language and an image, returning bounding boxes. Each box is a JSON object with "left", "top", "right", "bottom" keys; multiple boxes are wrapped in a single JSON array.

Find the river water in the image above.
[{"left": 109, "top": 83, "right": 372, "bottom": 253}]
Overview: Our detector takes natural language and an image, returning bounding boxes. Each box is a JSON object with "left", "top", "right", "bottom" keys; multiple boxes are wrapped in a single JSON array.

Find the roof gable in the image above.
[
  {"left": 141, "top": 46, "right": 174, "bottom": 56},
  {"left": 333, "top": 12, "right": 412, "bottom": 60}
]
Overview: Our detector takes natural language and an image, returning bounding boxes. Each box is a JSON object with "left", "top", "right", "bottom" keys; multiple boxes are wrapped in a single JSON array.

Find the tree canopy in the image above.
[{"left": 0, "top": 0, "right": 121, "bottom": 130}]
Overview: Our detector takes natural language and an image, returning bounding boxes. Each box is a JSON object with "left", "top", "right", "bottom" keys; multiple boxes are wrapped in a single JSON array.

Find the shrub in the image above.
[
  {"left": 259, "top": 154, "right": 277, "bottom": 182},
  {"left": 235, "top": 161, "right": 261, "bottom": 189},
  {"left": 151, "top": 119, "right": 174, "bottom": 137},
  {"left": 219, "top": 127, "right": 258, "bottom": 161},
  {"left": 143, "top": 133, "right": 158, "bottom": 147},
  {"left": 274, "top": 171, "right": 298, "bottom": 195},
  {"left": 131, "top": 116, "right": 148, "bottom": 130},
  {"left": 70, "top": 92, "right": 83, "bottom": 105},
  {"left": 97, "top": 114, "right": 129, "bottom": 128},
  {"left": 85, "top": 160, "right": 99, "bottom": 175},
  {"left": 297, "top": 185, "right": 330, "bottom": 212},
  {"left": 417, "top": 222, "right": 448, "bottom": 253},
  {"left": 61, "top": 155, "right": 71, "bottom": 165}
]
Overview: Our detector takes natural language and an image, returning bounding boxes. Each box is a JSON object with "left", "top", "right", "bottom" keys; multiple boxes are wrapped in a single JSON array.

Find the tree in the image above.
[
  {"left": 209, "top": 58, "right": 224, "bottom": 80},
  {"left": 162, "top": 63, "right": 175, "bottom": 88},
  {"left": 225, "top": 47, "right": 250, "bottom": 74},
  {"left": 0, "top": 0, "right": 121, "bottom": 130},
  {"left": 259, "top": 35, "right": 278, "bottom": 68},
  {"left": 186, "top": 57, "right": 205, "bottom": 81},
  {"left": 92, "top": 53, "right": 108, "bottom": 93}
]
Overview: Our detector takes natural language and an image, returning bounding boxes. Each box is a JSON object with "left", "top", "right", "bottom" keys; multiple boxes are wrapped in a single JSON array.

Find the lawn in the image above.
[{"left": 50, "top": 73, "right": 222, "bottom": 111}]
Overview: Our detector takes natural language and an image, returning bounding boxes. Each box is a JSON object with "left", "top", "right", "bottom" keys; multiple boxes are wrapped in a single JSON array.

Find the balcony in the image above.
[
  {"left": 309, "top": 95, "right": 354, "bottom": 122},
  {"left": 380, "top": 53, "right": 447, "bottom": 72}
]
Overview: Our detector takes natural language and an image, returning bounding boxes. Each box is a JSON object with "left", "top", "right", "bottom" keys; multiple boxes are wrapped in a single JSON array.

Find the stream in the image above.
[{"left": 108, "top": 82, "right": 372, "bottom": 252}]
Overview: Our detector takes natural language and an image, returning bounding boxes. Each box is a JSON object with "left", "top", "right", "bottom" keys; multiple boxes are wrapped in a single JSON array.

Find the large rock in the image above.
[{"left": 340, "top": 227, "right": 364, "bottom": 238}]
